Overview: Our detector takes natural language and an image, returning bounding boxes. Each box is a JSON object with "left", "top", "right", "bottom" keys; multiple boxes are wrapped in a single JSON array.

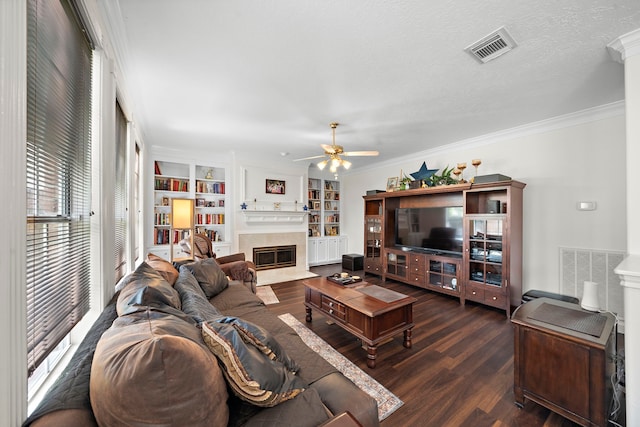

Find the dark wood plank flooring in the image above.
[{"left": 265, "top": 264, "right": 588, "bottom": 427}]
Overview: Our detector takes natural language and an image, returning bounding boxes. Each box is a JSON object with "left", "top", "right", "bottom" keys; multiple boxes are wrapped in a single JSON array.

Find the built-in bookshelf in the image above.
[
  {"left": 308, "top": 178, "right": 321, "bottom": 237},
  {"left": 307, "top": 177, "right": 346, "bottom": 266},
  {"left": 323, "top": 179, "right": 340, "bottom": 236},
  {"left": 307, "top": 178, "right": 340, "bottom": 237},
  {"left": 151, "top": 159, "right": 230, "bottom": 260},
  {"left": 194, "top": 165, "right": 226, "bottom": 243},
  {"left": 153, "top": 160, "right": 189, "bottom": 246}
]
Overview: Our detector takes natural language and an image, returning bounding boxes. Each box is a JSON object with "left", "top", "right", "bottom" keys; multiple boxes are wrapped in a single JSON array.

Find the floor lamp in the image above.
[{"left": 170, "top": 198, "right": 194, "bottom": 262}]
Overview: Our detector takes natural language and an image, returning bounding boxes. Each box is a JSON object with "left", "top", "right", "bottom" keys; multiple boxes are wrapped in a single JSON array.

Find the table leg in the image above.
[
  {"left": 403, "top": 328, "right": 412, "bottom": 349},
  {"left": 305, "top": 307, "right": 312, "bottom": 323},
  {"left": 366, "top": 345, "right": 377, "bottom": 368}
]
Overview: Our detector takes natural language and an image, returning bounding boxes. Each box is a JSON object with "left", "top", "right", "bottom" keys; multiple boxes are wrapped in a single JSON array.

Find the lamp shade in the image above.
[
  {"left": 581, "top": 281, "right": 600, "bottom": 312},
  {"left": 171, "top": 198, "right": 194, "bottom": 229}
]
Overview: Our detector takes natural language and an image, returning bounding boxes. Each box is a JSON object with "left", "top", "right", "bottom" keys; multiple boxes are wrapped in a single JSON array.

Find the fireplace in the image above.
[{"left": 253, "top": 245, "right": 297, "bottom": 271}]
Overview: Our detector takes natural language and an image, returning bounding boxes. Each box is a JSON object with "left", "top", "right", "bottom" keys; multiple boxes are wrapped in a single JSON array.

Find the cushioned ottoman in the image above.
[{"left": 342, "top": 254, "right": 363, "bottom": 271}]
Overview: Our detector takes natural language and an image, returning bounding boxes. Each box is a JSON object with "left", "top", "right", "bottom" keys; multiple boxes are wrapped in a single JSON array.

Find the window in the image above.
[
  {"left": 134, "top": 144, "right": 141, "bottom": 261},
  {"left": 115, "top": 101, "right": 127, "bottom": 281},
  {"left": 26, "top": 0, "right": 92, "bottom": 381}
]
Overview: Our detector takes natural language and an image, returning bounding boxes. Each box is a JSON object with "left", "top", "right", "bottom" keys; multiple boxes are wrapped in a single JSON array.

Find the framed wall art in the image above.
[{"left": 265, "top": 179, "right": 286, "bottom": 194}]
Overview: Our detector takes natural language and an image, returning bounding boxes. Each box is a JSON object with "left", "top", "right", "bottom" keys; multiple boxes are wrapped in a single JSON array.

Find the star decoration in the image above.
[
  {"left": 240, "top": 202, "right": 247, "bottom": 210},
  {"left": 410, "top": 162, "right": 439, "bottom": 182}
]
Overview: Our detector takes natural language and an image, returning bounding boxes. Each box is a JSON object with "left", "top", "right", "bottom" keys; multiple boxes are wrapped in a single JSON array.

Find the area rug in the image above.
[
  {"left": 278, "top": 313, "right": 403, "bottom": 421},
  {"left": 255, "top": 285, "right": 279, "bottom": 305},
  {"left": 257, "top": 268, "right": 318, "bottom": 286}
]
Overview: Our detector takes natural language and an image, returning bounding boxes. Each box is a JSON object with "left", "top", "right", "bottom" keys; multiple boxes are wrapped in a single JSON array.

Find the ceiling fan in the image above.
[{"left": 294, "top": 122, "right": 379, "bottom": 172}]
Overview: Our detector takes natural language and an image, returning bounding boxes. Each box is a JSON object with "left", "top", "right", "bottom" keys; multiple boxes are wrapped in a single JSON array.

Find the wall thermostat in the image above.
[{"left": 577, "top": 201, "right": 597, "bottom": 211}]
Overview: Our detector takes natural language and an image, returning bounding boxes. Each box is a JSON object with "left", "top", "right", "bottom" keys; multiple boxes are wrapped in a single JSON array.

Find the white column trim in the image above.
[
  {"left": 615, "top": 254, "right": 640, "bottom": 289},
  {"left": 0, "top": 0, "right": 28, "bottom": 425}
]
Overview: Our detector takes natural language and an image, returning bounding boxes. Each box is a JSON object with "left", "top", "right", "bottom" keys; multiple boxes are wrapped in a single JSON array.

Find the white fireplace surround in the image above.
[{"left": 239, "top": 232, "right": 307, "bottom": 270}]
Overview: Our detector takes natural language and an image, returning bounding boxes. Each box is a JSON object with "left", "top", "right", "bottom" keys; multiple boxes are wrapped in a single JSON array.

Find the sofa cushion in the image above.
[
  {"left": 175, "top": 266, "right": 222, "bottom": 324},
  {"left": 182, "top": 258, "right": 229, "bottom": 298},
  {"left": 90, "top": 311, "right": 228, "bottom": 427},
  {"left": 202, "top": 320, "right": 307, "bottom": 407},
  {"left": 146, "top": 252, "right": 179, "bottom": 285},
  {"left": 219, "top": 260, "right": 254, "bottom": 282},
  {"left": 240, "top": 388, "right": 331, "bottom": 427},
  {"left": 216, "top": 316, "right": 300, "bottom": 373},
  {"left": 116, "top": 262, "right": 182, "bottom": 316}
]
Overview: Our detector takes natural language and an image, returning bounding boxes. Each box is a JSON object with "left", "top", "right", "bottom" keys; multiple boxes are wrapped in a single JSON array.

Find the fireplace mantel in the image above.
[{"left": 241, "top": 210, "right": 308, "bottom": 224}]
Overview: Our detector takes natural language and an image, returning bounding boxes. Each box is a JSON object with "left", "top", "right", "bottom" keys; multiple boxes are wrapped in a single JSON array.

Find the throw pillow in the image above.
[
  {"left": 218, "top": 260, "right": 253, "bottom": 282},
  {"left": 146, "top": 252, "right": 179, "bottom": 285},
  {"left": 202, "top": 320, "right": 307, "bottom": 407},
  {"left": 175, "top": 267, "right": 222, "bottom": 324},
  {"left": 182, "top": 258, "right": 229, "bottom": 298},
  {"left": 90, "top": 312, "right": 229, "bottom": 427},
  {"left": 116, "top": 262, "right": 182, "bottom": 316},
  {"left": 217, "top": 316, "right": 299, "bottom": 373}
]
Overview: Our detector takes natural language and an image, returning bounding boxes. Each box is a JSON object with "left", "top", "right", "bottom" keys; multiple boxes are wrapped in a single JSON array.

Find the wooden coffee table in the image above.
[{"left": 303, "top": 277, "right": 416, "bottom": 368}]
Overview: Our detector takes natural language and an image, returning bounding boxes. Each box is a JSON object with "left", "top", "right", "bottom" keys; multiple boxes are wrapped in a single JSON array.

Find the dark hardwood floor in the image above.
[{"left": 265, "top": 264, "right": 589, "bottom": 427}]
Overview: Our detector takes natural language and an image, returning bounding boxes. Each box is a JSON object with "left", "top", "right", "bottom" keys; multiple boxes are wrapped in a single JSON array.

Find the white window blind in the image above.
[
  {"left": 26, "top": 0, "right": 92, "bottom": 376},
  {"left": 115, "top": 101, "right": 127, "bottom": 282},
  {"left": 134, "top": 144, "right": 141, "bottom": 261}
]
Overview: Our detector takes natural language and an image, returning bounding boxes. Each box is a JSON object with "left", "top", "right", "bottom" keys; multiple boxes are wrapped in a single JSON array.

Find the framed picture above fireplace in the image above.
[{"left": 266, "top": 179, "right": 286, "bottom": 195}]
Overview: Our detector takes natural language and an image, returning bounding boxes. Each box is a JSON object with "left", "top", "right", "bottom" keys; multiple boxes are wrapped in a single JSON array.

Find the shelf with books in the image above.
[
  {"left": 323, "top": 179, "right": 340, "bottom": 236},
  {"left": 153, "top": 161, "right": 190, "bottom": 250},
  {"left": 194, "top": 165, "right": 227, "bottom": 243}
]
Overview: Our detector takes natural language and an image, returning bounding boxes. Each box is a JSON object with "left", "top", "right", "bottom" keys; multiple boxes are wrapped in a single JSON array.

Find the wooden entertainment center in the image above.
[{"left": 363, "top": 180, "right": 525, "bottom": 317}]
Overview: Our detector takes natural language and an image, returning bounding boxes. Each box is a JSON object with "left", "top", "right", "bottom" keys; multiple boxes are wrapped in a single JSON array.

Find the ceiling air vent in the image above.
[{"left": 465, "top": 27, "right": 517, "bottom": 64}]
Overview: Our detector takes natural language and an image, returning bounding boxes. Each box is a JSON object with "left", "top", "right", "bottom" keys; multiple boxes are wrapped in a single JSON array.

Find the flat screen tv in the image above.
[{"left": 395, "top": 206, "right": 463, "bottom": 256}]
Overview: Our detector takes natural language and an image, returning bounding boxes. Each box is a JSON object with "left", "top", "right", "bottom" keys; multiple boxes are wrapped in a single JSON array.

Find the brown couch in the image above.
[{"left": 24, "top": 256, "right": 378, "bottom": 427}]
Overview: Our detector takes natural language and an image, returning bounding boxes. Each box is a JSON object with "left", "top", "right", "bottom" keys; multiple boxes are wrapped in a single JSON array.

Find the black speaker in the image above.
[{"left": 486, "top": 200, "right": 501, "bottom": 213}]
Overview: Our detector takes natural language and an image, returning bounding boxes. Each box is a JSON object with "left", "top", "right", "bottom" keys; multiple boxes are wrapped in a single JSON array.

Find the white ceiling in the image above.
[{"left": 113, "top": 0, "right": 640, "bottom": 170}]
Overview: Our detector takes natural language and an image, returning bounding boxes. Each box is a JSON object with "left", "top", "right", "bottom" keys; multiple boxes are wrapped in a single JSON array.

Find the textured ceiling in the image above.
[{"left": 113, "top": 0, "right": 640, "bottom": 170}]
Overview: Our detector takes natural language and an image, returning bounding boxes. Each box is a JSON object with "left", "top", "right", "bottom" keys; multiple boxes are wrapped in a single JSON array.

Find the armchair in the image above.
[{"left": 179, "top": 233, "right": 257, "bottom": 293}]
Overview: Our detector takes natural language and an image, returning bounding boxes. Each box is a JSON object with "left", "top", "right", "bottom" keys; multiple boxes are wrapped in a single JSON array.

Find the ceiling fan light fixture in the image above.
[{"left": 297, "top": 122, "right": 378, "bottom": 170}]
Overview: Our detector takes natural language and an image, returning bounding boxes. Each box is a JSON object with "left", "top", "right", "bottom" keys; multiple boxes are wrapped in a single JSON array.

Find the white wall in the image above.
[{"left": 342, "top": 106, "right": 627, "bottom": 297}]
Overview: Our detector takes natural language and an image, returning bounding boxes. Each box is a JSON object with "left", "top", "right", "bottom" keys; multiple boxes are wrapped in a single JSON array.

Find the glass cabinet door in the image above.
[
  {"left": 387, "top": 252, "right": 407, "bottom": 278},
  {"left": 365, "top": 217, "right": 382, "bottom": 259},
  {"left": 468, "top": 218, "right": 503, "bottom": 287}
]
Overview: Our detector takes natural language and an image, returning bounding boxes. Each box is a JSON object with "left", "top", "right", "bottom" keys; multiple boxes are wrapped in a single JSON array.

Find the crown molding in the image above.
[
  {"left": 352, "top": 100, "right": 625, "bottom": 175},
  {"left": 607, "top": 28, "right": 640, "bottom": 63}
]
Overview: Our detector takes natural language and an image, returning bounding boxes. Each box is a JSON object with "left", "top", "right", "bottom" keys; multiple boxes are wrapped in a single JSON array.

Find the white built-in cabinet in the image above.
[{"left": 308, "top": 235, "right": 348, "bottom": 266}]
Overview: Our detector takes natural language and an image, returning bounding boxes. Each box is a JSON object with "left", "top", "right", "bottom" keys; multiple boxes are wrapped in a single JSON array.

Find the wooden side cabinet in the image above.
[{"left": 511, "top": 298, "right": 617, "bottom": 427}]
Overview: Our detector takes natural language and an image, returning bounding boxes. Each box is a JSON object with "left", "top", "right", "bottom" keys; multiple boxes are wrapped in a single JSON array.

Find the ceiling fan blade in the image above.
[
  {"left": 321, "top": 144, "right": 337, "bottom": 154},
  {"left": 342, "top": 150, "right": 379, "bottom": 157},
  {"left": 293, "top": 154, "right": 326, "bottom": 161}
]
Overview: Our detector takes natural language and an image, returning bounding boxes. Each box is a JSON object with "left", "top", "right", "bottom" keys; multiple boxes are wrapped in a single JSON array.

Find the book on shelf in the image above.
[
  {"left": 196, "top": 181, "right": 225, "bottom": 194},
  {"left": 154, "top": 228, "right": 170, "bottom": 245},
  {"left": 154, "top": 177, "right": 189, "bottom": 192},
  {"left": 154, "top": 161, "right": 162, "bottom": 175},
  {"left": 155, "top": 212, "right": 170, "bottom": 225},
  {"left": 195, "top": 228, "right": 221, "bottom": 242},
  {"left": 196, "top": 213, "right": 225, "bottom": 225}
]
